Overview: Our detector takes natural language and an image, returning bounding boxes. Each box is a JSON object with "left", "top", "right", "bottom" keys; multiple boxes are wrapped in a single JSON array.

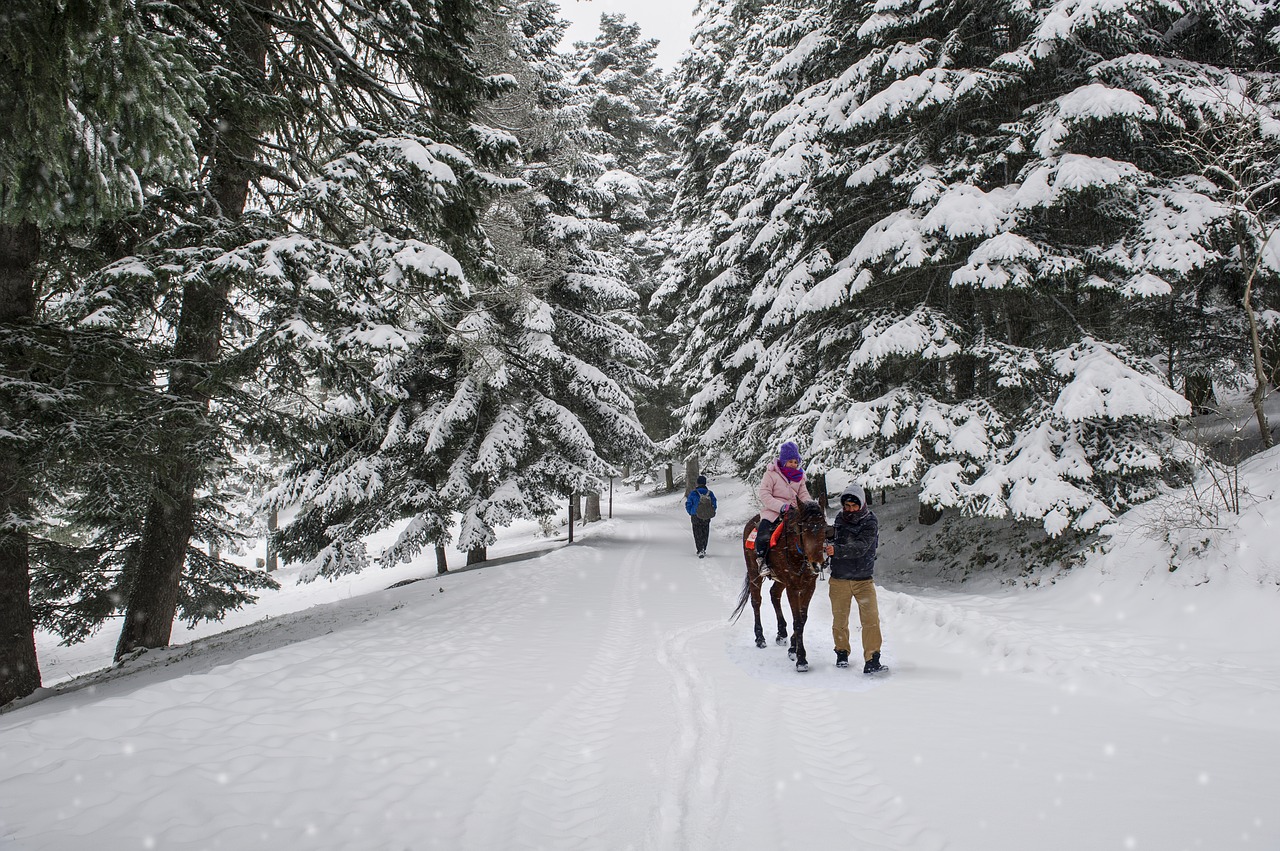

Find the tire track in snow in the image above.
[
  {"left": 784, "top": 689, "right": 949, "bottom": 851},
  {"left": 647, "top": 618, "right": 734, "bottom": 849},
  {"left": 462, "top": 543, "right": 645, "bottom": 850},
  {"left": 352, "top": 559, "right": 595, "bottom": 850}
]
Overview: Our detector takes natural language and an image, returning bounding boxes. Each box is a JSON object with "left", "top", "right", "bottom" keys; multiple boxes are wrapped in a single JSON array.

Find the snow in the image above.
[
  {"left": 387, "top": 241, "right": 466, "bottom": 286},
  {"left": 4, "top": 470, "right": 1280, "bottom": 850},
  {"left": 920, "top": 184, "right": 1010, "bottom": 239},
  {"left": 1054, "top": 83, "right": 1156, "bottom": 123},
  {"left": 1052, "top": 339, "right": 1192, "bottom": 422}
]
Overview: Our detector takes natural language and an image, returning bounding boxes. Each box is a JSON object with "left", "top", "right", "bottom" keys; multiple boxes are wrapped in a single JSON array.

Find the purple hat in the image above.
[{"left": 778, "top": 441, "right": 802, "bottom": 465}]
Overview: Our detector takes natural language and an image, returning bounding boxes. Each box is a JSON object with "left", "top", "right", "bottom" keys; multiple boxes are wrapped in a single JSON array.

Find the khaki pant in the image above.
[{"left": 829, "top": 578, "right": 882, "bottom": 661}]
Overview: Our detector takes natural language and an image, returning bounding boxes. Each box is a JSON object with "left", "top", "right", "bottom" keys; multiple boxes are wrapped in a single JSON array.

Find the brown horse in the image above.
[{"left": 731, "top": 501, "right": 829, "bottom": 672}]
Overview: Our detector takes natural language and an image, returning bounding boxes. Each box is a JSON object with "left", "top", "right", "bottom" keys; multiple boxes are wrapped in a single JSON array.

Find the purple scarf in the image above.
[{"left": 779, "top": 465, "right": 804, "bottom": 483}]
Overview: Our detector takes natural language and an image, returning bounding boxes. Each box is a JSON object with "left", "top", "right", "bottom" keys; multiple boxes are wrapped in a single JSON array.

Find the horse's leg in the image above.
[
  {"left": 751, "top": 575, "right": 766, "bottom": 648},
  {"left": 785, "top": 584, "right": 803, "bottom": 665},
  {"left": 792, "top": 582, "right": 816, "bottom": 672},
  {"left": 769, "top": 581, "right": 788, "bottom": 645}
]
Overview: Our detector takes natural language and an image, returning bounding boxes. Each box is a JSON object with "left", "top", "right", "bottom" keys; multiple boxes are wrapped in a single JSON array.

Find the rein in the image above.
[{"left": 782, "top": 508, "right": 826, "bottom": 575}]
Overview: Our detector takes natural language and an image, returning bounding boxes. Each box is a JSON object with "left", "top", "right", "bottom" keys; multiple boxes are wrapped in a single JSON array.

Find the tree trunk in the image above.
[
  {"left": 684, "top": 456, "right": 699, "bottom": 496},
  {"left": 0, "top": 221, "right": 43, "bottom": 705},
  {"left": 567, "top": 492, "right": 575, "bottom": 543},
  {"left": 115, "top": 5, "right": 272, "bottom": 660},
  {"left": 435, "top": 544, "right": 449, "bottom": 575},
  {"left": 1183, "top": 372, "right": 1215, "bottom": 416},
  {"left": 664, "top": 464, "right": 674, "bottom": 492},
  {"left": 1245, "top": 271, "right": 1274, "bottom": 448},
  {"left": 466, "top": 546, "right": 487, "bottom": 566},
  {"left": 918, "top": 501, "right": 944, "bottom": 526},
  {"left": 266, "top": 509, "right": 278, "bottom": 572},
  {"left": 810, "top": 472, "right": 828, "bottom": 511},
  {"left": 585, "top": 491, "right": 601, "bottom": 522}
]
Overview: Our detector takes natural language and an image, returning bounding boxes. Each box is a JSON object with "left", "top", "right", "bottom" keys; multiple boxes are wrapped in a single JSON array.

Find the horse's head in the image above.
[{"left": 785, "top": 500, "right": 829, "bottom": 574}]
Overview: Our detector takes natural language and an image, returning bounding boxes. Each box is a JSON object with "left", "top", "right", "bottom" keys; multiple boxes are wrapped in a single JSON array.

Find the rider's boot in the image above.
[{"left": 756, "top": 552, "right": 772, "bottom": 580}]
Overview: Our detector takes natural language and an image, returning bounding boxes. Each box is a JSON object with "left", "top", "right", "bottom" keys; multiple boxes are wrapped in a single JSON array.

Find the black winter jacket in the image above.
[{"left": 828, "top": 507, "right": 878, "bottom": 581}]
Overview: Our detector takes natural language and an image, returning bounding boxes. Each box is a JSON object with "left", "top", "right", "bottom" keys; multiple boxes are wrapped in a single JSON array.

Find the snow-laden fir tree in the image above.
[
  {"left": 565, "top": 14, "right": 681, "bottom": 443},
  {"left": 568, "top": 15, "right": 674, "bottom": 294},
  {"left": 0, "top": 0, "right": 202, "bottom": 704},
  {"left": 42, "top": 0, "right": 504, "bottom": 659},
  {"left": 657, "top": 0, "right": 835, "bottom": 467},
  {"left": 273, "top": 0, "right": 655, "bottom": 577},
  {"left": 664, "top": 0, "right": 1279, "bottom": 535}
]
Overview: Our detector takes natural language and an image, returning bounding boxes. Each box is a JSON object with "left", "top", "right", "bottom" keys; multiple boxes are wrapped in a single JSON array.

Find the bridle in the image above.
[{"left": 782, "top": 505, "right": 828, "bottom": 577}]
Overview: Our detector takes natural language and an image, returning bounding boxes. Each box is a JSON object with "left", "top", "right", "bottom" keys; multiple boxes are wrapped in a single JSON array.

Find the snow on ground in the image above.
[{"left": 2, "top": 465, "right": 1279, "bottom": 850}]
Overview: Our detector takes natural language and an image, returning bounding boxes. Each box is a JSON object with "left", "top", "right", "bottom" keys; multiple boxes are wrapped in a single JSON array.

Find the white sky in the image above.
[{"left": 559, "top": 0, "right": 698, "bottom": 71}]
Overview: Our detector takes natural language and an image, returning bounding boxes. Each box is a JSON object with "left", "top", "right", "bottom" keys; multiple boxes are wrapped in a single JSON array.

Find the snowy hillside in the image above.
[{"left": 2, "top": 458, "right": 1279, "bottom": 850}]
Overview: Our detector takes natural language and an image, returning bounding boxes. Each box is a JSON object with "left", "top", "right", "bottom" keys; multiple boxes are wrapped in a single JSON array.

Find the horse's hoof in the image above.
[
  {"left": 775, "top": 636, "right": 788, "bottom": 646},
  {"left": 795, "top": 662, "right": 809, "bottom": 672},
  {"left": 755, "top": 638, "right": 766, "bottom": 648},
  {"left": 788, "top": 649, "right": 797, "bottom": 661}
]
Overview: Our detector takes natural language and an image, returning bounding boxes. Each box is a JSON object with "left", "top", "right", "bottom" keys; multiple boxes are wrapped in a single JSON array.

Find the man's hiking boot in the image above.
[
  {"left": 756, "top": 554, "right": 772, "bottom": 580},
  {"left": 863, "top": 651, "right": 885, "bottom": 674},
  {"left": 835, "top": 650, "right": 849, "bottom": 669}
]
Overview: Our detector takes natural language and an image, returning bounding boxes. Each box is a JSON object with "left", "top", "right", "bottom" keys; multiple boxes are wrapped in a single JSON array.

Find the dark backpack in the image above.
[{"left": 695, "top": 490, "right": 716, "bottom": 520}]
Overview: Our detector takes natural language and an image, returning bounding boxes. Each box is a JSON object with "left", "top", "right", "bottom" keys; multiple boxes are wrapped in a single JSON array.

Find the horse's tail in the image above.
[
  {"left": 729, "top": 576, "right": 751, "bottom": 623},
  {"left": 730, "top": 515, "right": 760, "bottom": 623}
]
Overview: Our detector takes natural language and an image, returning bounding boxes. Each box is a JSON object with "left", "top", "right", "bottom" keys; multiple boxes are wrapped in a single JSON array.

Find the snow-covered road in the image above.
[{"left": 2, "top": 486, "right": 1277, "bottom": 850}]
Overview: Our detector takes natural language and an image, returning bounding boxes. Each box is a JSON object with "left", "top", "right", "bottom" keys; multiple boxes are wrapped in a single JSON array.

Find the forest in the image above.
[{"left": 2, "top": 0, "right": 1277, "bottom": 707}]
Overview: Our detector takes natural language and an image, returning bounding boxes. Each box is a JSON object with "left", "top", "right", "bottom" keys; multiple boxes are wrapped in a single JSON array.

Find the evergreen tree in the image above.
[
  {"left": 94, "top": 0, "right": 497, "bottom": 658},
  {"left": 0, "top": 0, "right": 201, "bottom": 704},
  {"left": 273, "top": 0, "right": 655, "bottom": 576},
  {"left": 568, "top": 15, "right": 681, "bottom": 443},
  {"left": 663, "top": 0, "right": 1279, "bottom": 535},
  {"left": 658, "top": 0, "right": 832, "bottom": 464}
]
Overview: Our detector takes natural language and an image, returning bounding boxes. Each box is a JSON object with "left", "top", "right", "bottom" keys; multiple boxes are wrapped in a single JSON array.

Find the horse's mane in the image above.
[{"left": 786, "top": 500, "right": 825, "bottom": 527}]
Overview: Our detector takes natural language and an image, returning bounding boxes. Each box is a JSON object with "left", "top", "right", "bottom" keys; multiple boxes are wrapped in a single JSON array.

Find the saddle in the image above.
[{"left": 745, "top": 518, "right": 787, "bottom": 551}]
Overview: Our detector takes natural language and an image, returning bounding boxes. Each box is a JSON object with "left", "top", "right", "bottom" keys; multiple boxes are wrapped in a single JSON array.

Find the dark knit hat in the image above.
[
  {"left": 696, "top": 475, "right": 707, "bottom": 486},
  {"left": 778, "top": 441, "right": 802, "bottom": 465}
]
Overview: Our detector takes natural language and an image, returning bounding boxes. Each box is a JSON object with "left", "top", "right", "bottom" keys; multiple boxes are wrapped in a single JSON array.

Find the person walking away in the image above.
[
  {"left": 755, "top": 441, "right": 813, "bottom": 578},
  {"left": 685, "top": 475, "right": 718, "bottom": 558},
  {"left": 825, "top": 485, "right": 886, "bottom": 673}
]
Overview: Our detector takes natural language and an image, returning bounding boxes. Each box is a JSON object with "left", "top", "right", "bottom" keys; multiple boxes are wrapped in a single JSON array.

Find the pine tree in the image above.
[
  {"left": 658, "top": 0, "right": 832, "bottom": 467},
  {"left": 664, "top": 0, "right": 1278, "bottom": 535},
  {"left": 272, "top": 0, "right": 655, "bottom": 576},
  {"left": 101, "top": 0, "right": 496, "bottom": 658},
  {"left": 568, "top": 15, "right": 680, "bottom": 443},
  {"left": 0, "top": 0, "right": 201, "bottom": 704}
]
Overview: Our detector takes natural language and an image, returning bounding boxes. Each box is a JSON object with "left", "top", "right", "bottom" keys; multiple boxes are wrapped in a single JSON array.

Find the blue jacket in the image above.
[
  {"left": 828, "top": 507, "right": 878, "bottom": 580},
  {"left": 685, "top": 487, "right": 717, "bottom": 518}
]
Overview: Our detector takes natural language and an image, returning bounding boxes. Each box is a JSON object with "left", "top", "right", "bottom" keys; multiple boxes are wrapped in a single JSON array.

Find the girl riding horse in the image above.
[{"left": 754, "top": 441, "right": 813, "bottom": 579}]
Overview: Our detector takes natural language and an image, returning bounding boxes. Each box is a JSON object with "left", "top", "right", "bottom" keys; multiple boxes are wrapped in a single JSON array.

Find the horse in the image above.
[{"left": 730, "top": 501, "right": 829, "bottom": 672}]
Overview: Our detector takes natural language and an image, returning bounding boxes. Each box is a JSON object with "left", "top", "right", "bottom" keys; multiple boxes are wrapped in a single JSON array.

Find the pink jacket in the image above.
[{"left": 757, "top": 461, "right": 813, "bottom": 523}]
